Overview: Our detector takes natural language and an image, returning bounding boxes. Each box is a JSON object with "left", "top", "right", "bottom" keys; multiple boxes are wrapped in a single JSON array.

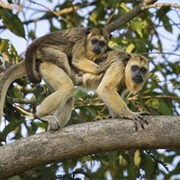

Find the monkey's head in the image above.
[
  {"left": 125, "top": 55, "right": 149, "bottom": 94},
  {"left": 85, "top": 28, "right": 111, "bottom": 60}
]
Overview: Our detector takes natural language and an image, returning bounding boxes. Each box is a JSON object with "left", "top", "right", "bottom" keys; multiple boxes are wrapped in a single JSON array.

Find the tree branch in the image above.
[
  {"left": 142, "top": 3, "right": 180, "bottom": 10},
  {"left": 106, "top": 0, "right": 157, "bottom": 32},
  {"left": 0, "top": 0, "right": 100, "bottom": 29},
  {"left": 0, "top": 115, "right": 180, "bottom": 178}
]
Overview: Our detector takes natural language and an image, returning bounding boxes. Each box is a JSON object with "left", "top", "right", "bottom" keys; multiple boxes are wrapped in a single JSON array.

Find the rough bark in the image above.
[{"left": 0, "top": 115, "right": 180, "bottom": 178}]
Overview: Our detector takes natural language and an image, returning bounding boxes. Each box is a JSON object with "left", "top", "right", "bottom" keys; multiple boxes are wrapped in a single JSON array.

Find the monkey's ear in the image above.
[
  {"left": 109, "top": 34, "right": 112, "bottom": 40},
  {"left": 123, "top": 54, "right": 132, "bottom": 66},
  {"left": 85, "top": 27, "right": 91, "bottom": 35}
]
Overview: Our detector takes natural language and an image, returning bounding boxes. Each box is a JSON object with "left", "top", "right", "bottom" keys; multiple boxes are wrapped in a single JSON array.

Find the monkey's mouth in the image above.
[
  {"left": 132, "top": 77, "right": 143, "bottom": 84},
  {"left": 92, "top": 48, "right": 101, "bottom": 54}
]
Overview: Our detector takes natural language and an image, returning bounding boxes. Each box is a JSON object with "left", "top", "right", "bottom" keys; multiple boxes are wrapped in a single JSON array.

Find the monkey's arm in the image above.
[
  {"left": 0, "top": 61, "right": 27, "bottom": 121},
  {"left": 72, "top": 57, "right": 100, "bottom": 74},
  {"left": 96, "top": 59, "right": 147, "bottom": 129},
  {"left": 71, "top": 41, "right": 104, "bottom": 75}
]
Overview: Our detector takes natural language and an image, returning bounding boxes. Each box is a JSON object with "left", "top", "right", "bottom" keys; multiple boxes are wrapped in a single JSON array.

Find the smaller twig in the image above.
[
  {"left": 142, "top": 3, "right": 180, "bottom": 10},
  {"left": 0, "top": 1, "right": 22, "bottom": 11},
  {"left": 127, "top": 94, "right": 180, "bottom": 101},
  {"left": 29, "top": 0, "right": 74, "bottom": 27},
  {"left": 142, "top": 95, "right": 179, "bottom": 100},
  {"left": 14, "top": 104, "right": 34, "bottom": 119},
  {"left": 141, "top": 52, "right": 180, "bottom": 57},
  {"left": 106, "top": 9, "right": 116, "bottom": 25},
  {"left": 12, "top": 98, "right": 36, "bottom": 104}
]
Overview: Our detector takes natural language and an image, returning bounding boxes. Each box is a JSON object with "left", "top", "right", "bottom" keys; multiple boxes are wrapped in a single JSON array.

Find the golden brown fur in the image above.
[
  {"left": 80, "top": 50, "right": 149, "bottom": 129},
  {"left": 0, "top": 49, "right": 149, "bottom": 130},
  {"left": 0, "top": 27, "right": 111, "bottom": 130},
  {"left": 25, "top": 27, "right": 111, "bottom": 84}
]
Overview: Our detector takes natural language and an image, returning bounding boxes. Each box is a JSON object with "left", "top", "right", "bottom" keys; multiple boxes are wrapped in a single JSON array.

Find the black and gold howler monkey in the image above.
[
  {"left": 0, "top": 49, "right": 149, "bottom": 130},
  {"left": 0, "top": 27, "right": 111, "bottom": 130},
  {"left": 81, "top": 50, "right": 149, "bottom": 129}
]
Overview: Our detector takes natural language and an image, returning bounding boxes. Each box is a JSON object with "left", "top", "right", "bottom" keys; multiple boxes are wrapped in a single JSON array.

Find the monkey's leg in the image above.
[
  {"left": 36, "top": 62, "right": 74, "bottom": 130},
  {"left": 40, "top": 47, "right": 72, "bottom": 77},
  {"left": 54, "top": 97, "right": 74, "bottom": 128},
  {"left": 96, "top": 60, "right": 146, "bottom": 129}
]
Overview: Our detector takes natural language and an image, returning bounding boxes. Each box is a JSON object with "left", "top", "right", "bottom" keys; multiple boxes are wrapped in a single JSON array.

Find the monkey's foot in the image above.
[
  {"left": 120, "top": 112, "right": 148, "bottom": 130},
  {"left": 131, "top": 112, "right": 148, "bottom": 130},
  {"left": 37, "top": 115, "right": 60, "bottom": 131}
]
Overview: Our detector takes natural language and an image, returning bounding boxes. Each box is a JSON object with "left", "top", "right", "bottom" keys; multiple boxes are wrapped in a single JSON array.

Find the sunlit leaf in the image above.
[
  {"left": 130, "top": 19, "right": 144, "bottom": 37},
  {"left": 126, "top": 43, "right": 135, "bottom": 53},
  {"left": 134, "top": 150, "right": 141, "bottom": 167},
  {"left": 145, "top": 98, "right": 159, "bottom": 109},
  {"left": 120, "top": 3, "right": 130, "bottom": 12}
]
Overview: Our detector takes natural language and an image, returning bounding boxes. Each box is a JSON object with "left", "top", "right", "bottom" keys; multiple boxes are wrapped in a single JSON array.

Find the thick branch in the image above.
[
  {"left": 0, "top": 115, "right": 180, "bottom": 178},
  {"left": 0, "top": 0, "right": 157, "bottom": 31},
  {"left": 106, "top": 0, "right": 157, "bottom": 32}
]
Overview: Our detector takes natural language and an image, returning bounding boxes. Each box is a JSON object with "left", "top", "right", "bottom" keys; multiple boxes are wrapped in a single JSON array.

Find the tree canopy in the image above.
[{"left": 0, "top": 0, "right": 180, "bottom": 179}]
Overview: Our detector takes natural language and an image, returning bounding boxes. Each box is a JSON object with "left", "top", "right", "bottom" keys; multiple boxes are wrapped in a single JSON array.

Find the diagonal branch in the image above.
[
  {"left": 0, "top": 115, "right": 180, "bottom": 178},
  {"left": 106, "top": 0, "right": 157, "bottom": 32}
]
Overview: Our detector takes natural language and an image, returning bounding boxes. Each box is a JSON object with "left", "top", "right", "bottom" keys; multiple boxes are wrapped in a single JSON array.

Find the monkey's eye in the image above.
[
  {"left": 141, "top": 67, "right": 147, "bottom": 74},
  {"left": 91, "top": 39, "right": 98, "bottom": 44},
  {"left": 99, "top": 41, "right": 106, "bottom": 47},
  {"left": 131, "top": 65, "right": 139, "bottom": 72}
]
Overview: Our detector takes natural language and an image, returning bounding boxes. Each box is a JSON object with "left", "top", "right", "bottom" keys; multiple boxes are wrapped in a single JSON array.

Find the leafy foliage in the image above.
[
  {"left": 0, "top": 0, "right": 180, "bottom": 179},
  {"left": 0, "top": 8, "right": 25, "bottom": 39}
]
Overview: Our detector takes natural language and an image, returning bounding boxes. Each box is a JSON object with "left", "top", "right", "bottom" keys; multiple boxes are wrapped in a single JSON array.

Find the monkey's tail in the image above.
[
  {"left": 25, "top": 45, "right": 42, "bottom": 84},
  {"left": 0, "top": 60, "right": 27, "bottom": 123}
]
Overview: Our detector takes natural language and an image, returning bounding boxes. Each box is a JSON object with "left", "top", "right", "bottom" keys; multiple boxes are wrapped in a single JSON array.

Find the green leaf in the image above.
[
  {"left": 0, "top": 8, "right": 25, "bottom": 39},
  {"left": 161, "top": 15, "right": 172, "bottom": 33},
  {"left": 130, "top": 19, "right": 144, "bottom": 37},
  {"left": 158, "top": 100, "right": 173, "bottom": 115},
  {"left": 145, "top": 98, "right": 160, "bottom": 109},
  {"left": 126, "top": 43, "right": 135, "bottom": 53},
  {"left": 156, "top": 7, "right": 172, "bottom": 33},
  {"left": 134, "top": 150, "right": 142, "bottom": 167},
  {"left": 120, "top": 3, "right": 130, "bottom": 12}
]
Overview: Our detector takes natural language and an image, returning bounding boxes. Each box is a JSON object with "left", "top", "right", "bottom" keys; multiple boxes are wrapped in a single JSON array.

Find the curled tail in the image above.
[
  {"left": 25, "top": 43, "right": 42, "bottom": 84},
  {"left": 0, "top": 60, "right": 27, "bottom": 122}
]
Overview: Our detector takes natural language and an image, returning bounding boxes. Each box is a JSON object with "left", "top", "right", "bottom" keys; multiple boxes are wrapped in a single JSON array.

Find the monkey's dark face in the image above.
[
  {"left": 91, "top": 38, "right": 107, "bottom": 54},
  {"left": 85, "top": 28, "right": 110, "bottom": 60},
  {"left": 131, "top": 65, "right": 148, "bottom": 84},
  {"left": 125, "top": 55, "right": 149, "bottom": 94}
]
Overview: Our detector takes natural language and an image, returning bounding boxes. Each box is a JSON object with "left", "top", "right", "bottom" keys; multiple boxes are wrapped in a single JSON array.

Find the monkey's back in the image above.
[
  {"left": 26, "top": 27, "right": 87, "bottom": 57},
  {"left": 25, "top": 27, "right": 88, "bottom": 83}
]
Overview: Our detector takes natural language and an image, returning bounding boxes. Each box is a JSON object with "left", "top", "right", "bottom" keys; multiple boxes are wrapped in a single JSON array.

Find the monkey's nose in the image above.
[
  {"left": 93, "top": 47, "right": 101, "bottom": 54},
  {"left": 132, "top": 75, "right": 143, "bottom": 84}
]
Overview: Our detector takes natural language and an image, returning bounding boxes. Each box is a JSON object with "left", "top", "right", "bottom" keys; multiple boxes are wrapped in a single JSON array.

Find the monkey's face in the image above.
[
  {"left": 129, "top": 55, "right": 149, "bottom": 84},
  {"left": 90, "top": 37, "right": 108, "bottom": 54},
  {"left": 85, "top": 28, "right": 111, "bottom": 60},
  {"left": 125, "top": 55, "right": 149, "bottom": 94}
]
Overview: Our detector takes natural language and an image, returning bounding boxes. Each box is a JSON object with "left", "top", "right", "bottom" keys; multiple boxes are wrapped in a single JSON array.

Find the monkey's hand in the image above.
[
  {"left": 73, "top": 74, "right": 83, "bottom": 85},
  {"left": 96, "top": 61, "right": 112, "bottom": 74},
  {"left": 97, "top": 59, "right": 120, "bottom": 74},
  {"left": 121, "top": 112, "right": 148, "bottom": 130}
]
